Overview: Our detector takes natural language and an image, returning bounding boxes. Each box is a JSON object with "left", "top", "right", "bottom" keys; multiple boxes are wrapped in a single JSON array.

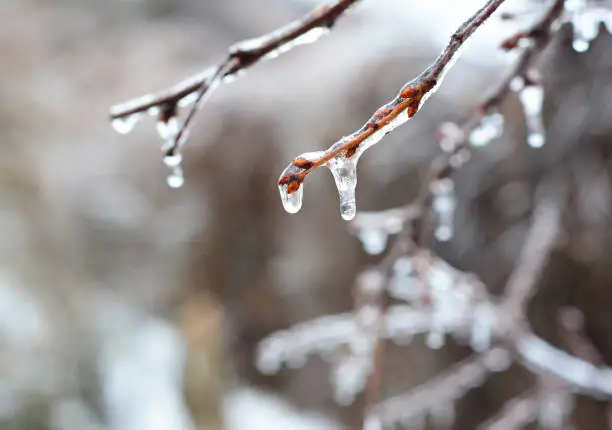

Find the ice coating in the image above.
[
  {"left": 111, "top": 114, "right": 142, "bottom": 135},
  {"left": 278, "top": 183, "right": 304, "bottom": 214},
  {"left": 430, "top": 178, "right": 456, "bottom": 242},
  {"left": 518, "top": 85, "right": 546, "bottom": 148},
  {"left": 566, "top": 0, "right": 612, "bottom": 53},
  {"left": 326, "top": 156, "right": 358, "bottom": 221}
]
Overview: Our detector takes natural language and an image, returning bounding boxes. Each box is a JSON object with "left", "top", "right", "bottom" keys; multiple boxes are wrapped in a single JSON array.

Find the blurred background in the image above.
[{"left": 2, "top": 0, "right": 612, "bottom": 429}]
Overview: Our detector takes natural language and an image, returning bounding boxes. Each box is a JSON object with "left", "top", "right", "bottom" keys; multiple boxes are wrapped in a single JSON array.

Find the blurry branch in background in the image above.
[{"left": 109, "top": 0, "right": 360, "bottom": 187}]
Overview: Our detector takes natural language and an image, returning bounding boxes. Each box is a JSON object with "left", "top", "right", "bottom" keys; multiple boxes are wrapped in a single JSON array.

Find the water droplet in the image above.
[
  {"left": 279, "top": 183, "right": 303, "bottom": 214},
  {"left": 111, "top": 114, "right": 141, "bottom": 135},
  {"left": 327, "top": 157, "right": 358, "bottom": 221},
  {"left": 358, "top": 229, "right": 388, "bottom": 255}
]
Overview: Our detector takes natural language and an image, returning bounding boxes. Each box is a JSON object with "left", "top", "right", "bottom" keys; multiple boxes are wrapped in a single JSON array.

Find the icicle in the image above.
[
  {"left": 430, "top": 178, "right": 456, "bottom": 242},
  {"left": 517, "top": 84, "right": 546, "bottom": 148},
  {"left": 111, "top": 113, "right": 142, "bottom": 135},
  {"left": 279, "top": 183, "right": 304, "bottom": 214},
  {"left": 155, "top": 115, "right": 187, "bottom": 188},
  {"left": 358, "top": 228, "right": 388, "bottom": 255},
  {"left": 167, "top": 168, "right": 185, "bottom": 188},
  {"left": 327, "top": 156, "right": 358, "bottom": 221},
  {"left": 469, "top": 111, "right": 504, "bottom": 147},
  {"left": 565, "top": 0, "right": 601, "bottom": 52}
]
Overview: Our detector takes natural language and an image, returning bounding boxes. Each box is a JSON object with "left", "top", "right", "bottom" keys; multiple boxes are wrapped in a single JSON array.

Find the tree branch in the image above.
[
  {"left": 109, "top": 0, "right": 361, "bottom": 157},
  {"left": 278, "top": 0, "right": 509, "bottom": 197}
]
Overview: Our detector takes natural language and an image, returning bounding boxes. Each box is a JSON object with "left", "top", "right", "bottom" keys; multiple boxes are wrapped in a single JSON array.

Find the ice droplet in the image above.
[
  {"left": 156, "top": 117, "right": 180, "bottom": 142},
  {"left": 167, "top": 169, "right": 184, "bottom": 188},
  {"left": 527, "top": 133, "right": 545, "bottom": 148},
  {"left": 279, "top": 184, "right": 304, "bottom": 214},
  {"left": 358, "top": 229, "right": 388, "bottom": 255},
  {"left": 572, "top": 38, "right": 590, "bottom": 52},
  {"left": 431, "top": 178, "right": 456, "bottom": 242},
  {"left": 327, "top": 157, "right": 358, "bottom": 221},
  {"left": 163, "top": 153, "right": 183, "bottom": 168},
  {"left": 518, "top": 85, "right": 546, "bottom": 148},
  {"left": 111, "top": 114, "right": 141, "bottom": 135}
]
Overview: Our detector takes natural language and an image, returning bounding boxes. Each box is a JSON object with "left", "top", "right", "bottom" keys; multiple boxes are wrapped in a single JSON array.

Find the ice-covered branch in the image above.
[
  {"left": 348, "top": 0, "right": 566, "bottom": 247},
  {"left": 278, "top": 0, "right": 509, "bottom": 220},
  {"left": 515, "top": 332, "right": 612, "bottom": 396},
  {"left": 109, "top": 0, "right": 360, "bottom": 186},
  {"left": 372, "top": 348, "right": 512, "bottom": 428},
  {"left": 502, "top": 195, "right": 563, "bottom": 317},
  {"left": 477, "top": 389, "right": 541, "bottom": 430}
]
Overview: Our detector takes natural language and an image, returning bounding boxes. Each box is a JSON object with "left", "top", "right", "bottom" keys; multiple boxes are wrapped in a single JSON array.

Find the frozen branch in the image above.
[
  {"left": 372, "top": 348, "right": 512, "bottom": 428},
  {"left": 502, "top": 195, "right": 563, "bottom": 317},
  {"left": 110, "top": 0, "right": 360, "bottom": 185},
  {"left": 278, "top": 0, "right": 509, "bottom": 219},
  {"left": 349, "top": 0, "right": 566, "bottom": 248}
]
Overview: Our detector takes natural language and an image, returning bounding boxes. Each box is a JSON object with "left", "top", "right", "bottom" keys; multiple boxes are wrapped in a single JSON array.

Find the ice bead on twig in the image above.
[
  {"left": 566, "top": 0, "right": 597, "bottom": 53},
  {"left": 156, "top": 115, "right": 186, "bottom": 188},
  {"left": 513, "top": 78, "right": 546, "bottom": 148},
  {"left": 111, "top": 113, "right": 142, "bottom": 135}
]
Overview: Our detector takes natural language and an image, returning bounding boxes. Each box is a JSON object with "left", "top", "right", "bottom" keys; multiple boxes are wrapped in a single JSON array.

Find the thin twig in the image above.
[{"left": 110, "top": 0, "right": 361, "bottom": 156}]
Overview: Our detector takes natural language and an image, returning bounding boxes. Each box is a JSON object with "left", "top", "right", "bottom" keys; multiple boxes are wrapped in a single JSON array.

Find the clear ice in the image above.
[
  {"left": 517, "top": 85, "right": 546, "bottom": 148},
  {"left": 327, "top": 156, "right": 358, "bottom": 221},
  {"left": 279, "top": 184, "right": 304, "bottom": 214},
  {"left": 111, "top": 114, "right": 141, "bottom": 135}
]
